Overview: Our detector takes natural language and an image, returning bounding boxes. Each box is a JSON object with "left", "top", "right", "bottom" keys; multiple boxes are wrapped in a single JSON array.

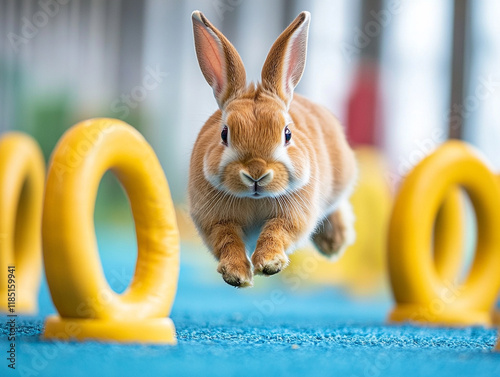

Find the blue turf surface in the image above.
[{"left": 1, "top": 227, "right": 500, "bottom": 377}]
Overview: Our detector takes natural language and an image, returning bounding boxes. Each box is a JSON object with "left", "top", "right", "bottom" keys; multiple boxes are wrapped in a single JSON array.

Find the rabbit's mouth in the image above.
[
  {"left": 226, "top": 185, "right": 282, "bottom": 199},
  {"left": 252, "top": 182, "right": 262, "bottom": 194},
  {"left": 237, "top": 184, "right": 269, "bottom": 199},
  {"left": 249, "top": 181, "right": 269, "bottom": 198},
  {"left": 251, "top": 184, "right": 263, "bottom": 197},
  {"left": 244, "top": 185, "right": 263, "bottom": 199}
]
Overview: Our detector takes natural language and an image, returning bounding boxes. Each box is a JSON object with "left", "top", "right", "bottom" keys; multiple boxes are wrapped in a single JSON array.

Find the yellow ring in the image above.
[
  {"left": 42, "top": 118, "right": 180, "bottom": 344},
  {"left": 388, "top": 140, "right": 500, "bottom": 326},
  {"left": 0, "top": 132, "right": 45, "bottom": 314},
  {"left": 432, "top": 188, "right": 464, "bottom": 282}
]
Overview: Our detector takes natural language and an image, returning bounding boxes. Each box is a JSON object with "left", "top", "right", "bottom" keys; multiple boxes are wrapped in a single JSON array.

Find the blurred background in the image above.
[{"left": 1, "top": 0, "right": 500, "bottom": 301}]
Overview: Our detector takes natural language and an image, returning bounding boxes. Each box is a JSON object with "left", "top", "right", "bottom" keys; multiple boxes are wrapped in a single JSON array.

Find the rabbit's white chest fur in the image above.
[
  {"left": 241, "top": 220, "right": 312, "bottom": 256},
  {"left": 242, "top": 224, "right": 262, "bottom": 255}
]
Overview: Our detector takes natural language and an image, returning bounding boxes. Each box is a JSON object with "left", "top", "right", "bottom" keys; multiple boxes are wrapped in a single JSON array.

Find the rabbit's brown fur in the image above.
[{"left": 189, "top": 11, "right": 357, "bottom": 287}]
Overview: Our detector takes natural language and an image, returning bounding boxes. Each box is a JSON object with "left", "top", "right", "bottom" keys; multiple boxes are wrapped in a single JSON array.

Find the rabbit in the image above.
[{"left": 188, "top": 10, "right": 357, "bottom": 287}]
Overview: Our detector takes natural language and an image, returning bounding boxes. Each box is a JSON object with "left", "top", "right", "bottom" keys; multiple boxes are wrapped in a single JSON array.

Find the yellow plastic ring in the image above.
[
  {"left": 0, "top": 132, "right": 45, "bottom": 314},
  {"left": 432, "top": 188, "right": 464, "bottom": 282},
  {"left": 42, "top": 118, "right": 180, "bottom": 344},
  {"left": 388, "top": 140, "right": 500, "bottom": 326}
]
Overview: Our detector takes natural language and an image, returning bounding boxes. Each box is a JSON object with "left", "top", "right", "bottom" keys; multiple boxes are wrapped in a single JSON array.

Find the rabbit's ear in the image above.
[
  {"left": 192, "top": 11, "right": 246, "bottom": 109},
  {"left": 261, "top": 12, "right": 310, "bottom": 108}
]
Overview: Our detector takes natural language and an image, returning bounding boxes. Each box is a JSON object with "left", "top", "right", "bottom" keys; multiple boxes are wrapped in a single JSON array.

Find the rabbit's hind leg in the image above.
[{"left": 311, "top": 200, "right": 356, "bottom": 260}]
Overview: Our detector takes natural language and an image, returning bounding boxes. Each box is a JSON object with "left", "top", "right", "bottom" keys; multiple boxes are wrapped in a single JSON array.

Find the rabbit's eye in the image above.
[
  {"left": 221, "top": 125, "right": 228, "bottom": 145},
  {"left": 284, "top": 126, "right": 292, "bottom": 145}
]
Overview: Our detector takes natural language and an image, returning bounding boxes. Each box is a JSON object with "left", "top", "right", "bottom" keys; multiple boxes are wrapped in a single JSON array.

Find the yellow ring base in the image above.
[
  {"left": 389, "top": 305, "right": 492, "bottom": 327},
  {"left": 43, "top": 315, "right": 176, "bottom": 345},
  {"left": 0, "top": 300, "right": 37, "bottom": 315}
]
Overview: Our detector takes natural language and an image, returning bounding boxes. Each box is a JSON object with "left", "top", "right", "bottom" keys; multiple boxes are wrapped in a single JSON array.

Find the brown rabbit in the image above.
[{"left": 189, "top": 10, "right": 357, "bottom": 287}]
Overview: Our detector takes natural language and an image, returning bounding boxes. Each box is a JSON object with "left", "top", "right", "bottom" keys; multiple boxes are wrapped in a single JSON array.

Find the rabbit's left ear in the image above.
[{"left": 261, "top": 12, "right": 310, "bottom": 108}]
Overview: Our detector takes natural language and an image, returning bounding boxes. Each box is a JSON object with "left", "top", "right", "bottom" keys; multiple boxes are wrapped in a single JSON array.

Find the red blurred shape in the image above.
[{"left": 346, "top": 62, "right": 381, "bottom": 147}]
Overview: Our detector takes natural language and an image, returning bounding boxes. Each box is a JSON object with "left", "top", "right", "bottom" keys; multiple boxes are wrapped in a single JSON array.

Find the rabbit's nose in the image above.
[
  {"left": 240, "top": 170, "right": 274, "bottom": 186},
  {"left": 240, "top": 159, "right": 274, "bottom": 187}
]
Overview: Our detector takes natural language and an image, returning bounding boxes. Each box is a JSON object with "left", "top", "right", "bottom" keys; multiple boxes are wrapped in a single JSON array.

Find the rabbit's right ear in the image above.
[
  {"left": 192, "top": 11, "right": 246, "bottom": 109},
  {"left": 261, "top": 12, "right": 310, "bottom": 108}
]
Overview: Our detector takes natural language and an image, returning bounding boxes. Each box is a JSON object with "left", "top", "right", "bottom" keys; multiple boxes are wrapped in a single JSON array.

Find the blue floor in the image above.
[{"left": 1, "top": 227, "right": 500, "bottom": 377}]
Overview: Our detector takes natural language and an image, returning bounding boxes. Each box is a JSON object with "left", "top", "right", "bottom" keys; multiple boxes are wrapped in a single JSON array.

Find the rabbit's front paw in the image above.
[
  {"left": 217, "top": 257, "right": 253, "bottom": 288},
  {"left": 251, "top": 246, "right": 289, "bottom": 276}
]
